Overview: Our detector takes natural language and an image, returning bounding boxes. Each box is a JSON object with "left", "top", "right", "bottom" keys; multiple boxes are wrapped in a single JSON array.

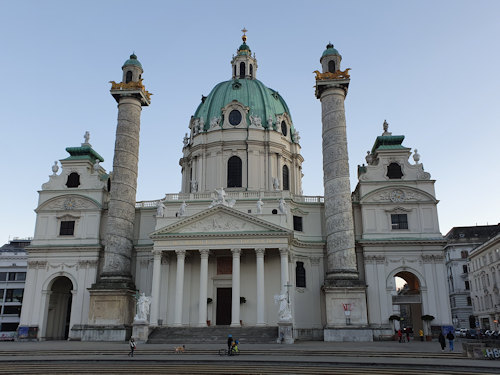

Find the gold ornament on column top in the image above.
[
  {"left": 313, "top": 69, "right": 351, "bottom": 80},
  {"left": 109, "top": 79, "right": 153, "bottom": 101}
]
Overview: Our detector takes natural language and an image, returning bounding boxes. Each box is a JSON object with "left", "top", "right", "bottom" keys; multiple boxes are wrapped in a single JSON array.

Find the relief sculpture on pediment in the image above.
[{"left": 177, "top": 213, "right": 263, "bottom": 233}]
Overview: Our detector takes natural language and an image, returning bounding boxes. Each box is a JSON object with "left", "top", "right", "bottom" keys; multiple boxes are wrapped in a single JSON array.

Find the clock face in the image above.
[{"left": 390, "top": 189, "right": 405, "bottom": 203}]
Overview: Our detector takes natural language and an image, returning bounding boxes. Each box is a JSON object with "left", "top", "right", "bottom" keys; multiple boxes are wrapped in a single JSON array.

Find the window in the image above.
[
  {"left": 2, "top": 305, "right": 21, "bottom": 316},
  {"left": 386, "top": 163, "right": 403, "bottom": 179},
  {"left": 467, "top": 297, "right": 472, "bottom": 306},
  {"left": 281, "top": 121, "right": 287, "bottom": 136},
  {"left": 328, "top": 60, "right": 336, "bottom": 73},
  {"left": 239, "top": 62, "right": 245, "bottom": 79},
  {"left": 461, "top": 250, "right": 468, "bottom": 259},
  {"left": 0, "top": 323, "right": 19, "bottom": 332},
  {"left": 66, "top": 172, "right": 80, "bottom": 188},
  {"left": 60, "top": 220, "right": 75, "bottom": 236},
  {"left": 233, "top": 65, "right": 236, "bottom": 77},
  {"left": 7, "top": 272, "right": 25, "bottom": 281},
  {"left": 391, "top": 214, "right": 408, "bottom": 230},
  {"left": 465, "top": 281, "right": 470, "bottom": 290},
  {"left": 0, "top": 272, "right": 6, "bottom": 281},
  {"left": 296, "top": 262, "right": 306, "bottom": 287},
  {"left": 463, "top": 265, "right": 468, "bottom": 274},
  {"left": 250, "top": 64, "right": 253, "bottom": 78},
  {"left": 0, "top": 289, "right": 3, "bottom": 301},
  {"left": 5, "top": 289, "right": 23, "bottom": 303},
  {"left": 282, "top": 165, "right": 289, "bottom": 191},
  {"left": 125, "top": 70, "right": 133, "bottom": 83},
  {"left": 217, "top": 257, "right": 232, "bottom": 275},
  {"left": 227, "top": 156, "right": 242, "bottom": 188},
  {"left": 229, "top": 110, "right": 242, "bottom": 126},
  {"left": 293, "top": 216, "right": 303, "bottom": 231}
]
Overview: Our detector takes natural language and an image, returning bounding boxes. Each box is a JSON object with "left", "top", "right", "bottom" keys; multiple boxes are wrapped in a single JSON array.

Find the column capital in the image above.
[
  {"left": 231, "top": 248, "right": 241, "bottom": 256},
  {"left": 153, "top": 249, "right": 163, "bottom": 258},
  {"left": 175, "top": 249, "right": 186, "bottom": 258},
  {"left": 199, "top": 249, "right": 210, "bottom": 258},
  {"left": 279, "top": 247, "right": 289, "bottom": 256},
  {"left": 255, "top": 248, "right": 266, "bottom": 257}
]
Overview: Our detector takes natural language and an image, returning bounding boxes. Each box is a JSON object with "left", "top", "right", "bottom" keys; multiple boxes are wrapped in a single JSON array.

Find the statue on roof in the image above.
[
  {"left": 83, "top": 131, "right": 90, "bottom": 144},
  {"left": 382, "top": 120, "right": 392, "bottom": 136}
]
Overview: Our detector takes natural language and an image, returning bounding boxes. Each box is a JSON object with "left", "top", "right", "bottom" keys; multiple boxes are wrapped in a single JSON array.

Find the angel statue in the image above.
[
  {"left": 134, "top": 292, "right": 152, "bottom": 321},
  {"left": 274, "top": 292, "right": 292, "bottom": 322}
]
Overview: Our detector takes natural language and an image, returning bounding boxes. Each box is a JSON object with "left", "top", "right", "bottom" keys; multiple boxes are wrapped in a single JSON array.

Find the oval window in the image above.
[
  {"left": 229, "top": 110, "right": 242, "bottom": 126},
  {"left": 281, "top": 121, "right": 287, "bottom": 136}
]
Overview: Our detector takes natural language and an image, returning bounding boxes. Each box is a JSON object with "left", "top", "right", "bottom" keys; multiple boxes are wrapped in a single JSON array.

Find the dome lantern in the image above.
[
  {"left": 320, "top": 42, "right": 342, "bottom": 74},
  {"left": 231, "top": 28, "right": 258, "bottom": 80}
]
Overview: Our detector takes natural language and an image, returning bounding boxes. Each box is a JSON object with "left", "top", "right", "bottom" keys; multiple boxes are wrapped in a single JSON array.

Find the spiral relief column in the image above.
[
  {"left": 86, "top": 54, "right": 151, "bottom": 341},
  {"left": 315, "top": 43, "right": 370, "bottom": 341}
]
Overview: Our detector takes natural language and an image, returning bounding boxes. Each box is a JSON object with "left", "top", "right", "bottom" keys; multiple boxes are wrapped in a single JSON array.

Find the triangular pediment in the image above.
[{"left": 150, "top": 205, "right": 291, "bottom": 238}]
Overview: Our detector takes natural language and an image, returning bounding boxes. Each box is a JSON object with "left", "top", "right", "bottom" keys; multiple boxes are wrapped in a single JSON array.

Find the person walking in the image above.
[
  {"left": 405, "top": 328, "right": 410, "bottom": 343},
  {"left": 419, "top": 329, "right": 424, "bottom": 341},
  {"left": 397, "top": 329, "right": 402, "bottom": 343},
  {"left": 128, "top": 337, "right": 136, "bottom": 357},
  {"left": 446, "top": 331, "right": 455, "bottom": 351},
  {"left": 438, "top": 332, "right": 446, "bottom": 351}
]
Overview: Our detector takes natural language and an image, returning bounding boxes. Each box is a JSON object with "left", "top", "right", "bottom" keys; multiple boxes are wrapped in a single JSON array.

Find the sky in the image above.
[{"left": 1, "top": 0, "right": 499, "bottom": 243}]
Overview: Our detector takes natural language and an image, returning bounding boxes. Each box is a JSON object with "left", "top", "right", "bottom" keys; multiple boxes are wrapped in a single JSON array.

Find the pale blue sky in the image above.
[{"left": 1, "top": 0, "right": 499, "bottom": 243}]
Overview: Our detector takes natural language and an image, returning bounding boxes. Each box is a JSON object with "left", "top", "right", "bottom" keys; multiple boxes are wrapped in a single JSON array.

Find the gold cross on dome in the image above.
[{"left": 241, "top": 27, "right": 247, "bottom": 35}]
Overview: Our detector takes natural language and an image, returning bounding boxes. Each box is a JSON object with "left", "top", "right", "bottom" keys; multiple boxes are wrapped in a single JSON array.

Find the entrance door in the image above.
[
  {"left": 216, "top": 288, "right": 232, "bottom": 325},
  {"left": 45, "top": 276, "right": 73, "bottom": 340}
]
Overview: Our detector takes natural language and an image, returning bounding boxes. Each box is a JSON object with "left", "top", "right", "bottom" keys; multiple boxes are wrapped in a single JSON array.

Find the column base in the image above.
[
  {"left": 87, "top": 286, "right": 136, "bottom": 327},
  {"left": 322, "top": 281, "right": 369, "bottom": 330},
  {"left": 71, "top": 324, "right": 132, "bottom": 341}
]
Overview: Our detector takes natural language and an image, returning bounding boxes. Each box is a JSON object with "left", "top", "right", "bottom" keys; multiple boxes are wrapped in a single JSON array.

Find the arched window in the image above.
[
  {"left": 239, "top": 62, "right": 246, "bottom": 79},
  {"left": 386, "top": 162, "right": 403, "bottom": 179},
  {"left": 328, "top": 60, "right": 336, "bottom": 73},
  {"left": 282, "top": 165, "right": 289, "bottom": 191},
  {"left": 66, "top": 172, "right": 80, "bottom": 188},
  {"left": 233, "top": 65, "right": 236, "bottom": 77},
  {"left": 125, "top": 71, "right": 133, "bottom": 83},
  {"left": 296, "top": 262, "right": 306, "bottom": 287},
  {"left": 250, "top": 64, "right": 253, "bottom": 78},
  {"left": 227, "top": 156, "right": 242, "bottom": 188}
]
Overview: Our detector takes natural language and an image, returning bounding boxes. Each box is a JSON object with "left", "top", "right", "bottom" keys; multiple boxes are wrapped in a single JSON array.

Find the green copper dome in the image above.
[
  {"left": 322, "top": 43, "right": 340, "bottom": 57},
  {"left": 122, "top": 53, "right": 143, "bottom": 69},
  {"left": 193, "top": 78, "right": 293, "bottom": 132}
]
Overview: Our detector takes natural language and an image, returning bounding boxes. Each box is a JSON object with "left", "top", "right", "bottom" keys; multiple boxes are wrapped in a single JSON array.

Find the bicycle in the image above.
[{"left": 218, "top": 347, "right": 240, "bottom": 356}]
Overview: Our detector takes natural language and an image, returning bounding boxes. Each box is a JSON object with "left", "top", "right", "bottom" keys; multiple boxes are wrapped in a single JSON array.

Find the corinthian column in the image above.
[{"left": 231, "top": 248, "right": 241, "bottom": 327}]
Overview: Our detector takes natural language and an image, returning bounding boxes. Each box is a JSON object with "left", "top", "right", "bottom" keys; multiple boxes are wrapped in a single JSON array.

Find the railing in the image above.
[{"left": 135, "top": 191, "right": 324, "bottom": 208}]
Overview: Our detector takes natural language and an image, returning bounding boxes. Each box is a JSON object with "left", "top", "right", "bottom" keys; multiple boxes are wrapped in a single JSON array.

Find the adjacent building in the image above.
[
  {"left": 444, "top": 224, "right": 500, "bottom": 329},
  {"left": 0, "top": 238, "right": 29, "bottom": 340},
  {"left": 468, "top": 231, "right": 500, "bottom": 330}
]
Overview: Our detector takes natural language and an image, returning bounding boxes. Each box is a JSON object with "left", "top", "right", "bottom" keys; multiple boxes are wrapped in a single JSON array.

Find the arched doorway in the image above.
[
  {"left": 45, "top": 276, "right": 73, "bottom": 340},
  {"left": 393, "top": 271, "right": 423, "bottom": 335}
]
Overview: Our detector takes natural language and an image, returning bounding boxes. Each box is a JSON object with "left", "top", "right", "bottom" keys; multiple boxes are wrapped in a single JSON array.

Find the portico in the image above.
[{"left": 149, "top": 205, "right": 292, "bottom": 328}]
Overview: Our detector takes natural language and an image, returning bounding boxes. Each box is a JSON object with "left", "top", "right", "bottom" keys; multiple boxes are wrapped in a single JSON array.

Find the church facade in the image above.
[{"left": 19, "top": 34, "right": 451, "bottom": 341}]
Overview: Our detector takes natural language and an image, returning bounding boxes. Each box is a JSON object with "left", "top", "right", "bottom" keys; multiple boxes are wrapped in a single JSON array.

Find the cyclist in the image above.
[{"left": 227, "top": 334, "right": 233, "bottom": 355}]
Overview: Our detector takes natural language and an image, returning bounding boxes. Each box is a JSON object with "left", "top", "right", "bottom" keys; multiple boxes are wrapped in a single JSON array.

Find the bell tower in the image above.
[
  {"left": 86, "top": 54, "right": 151, "bottom": 341},
  {"left": 315, "top": 43, "right": 370, "bottom": 341}
]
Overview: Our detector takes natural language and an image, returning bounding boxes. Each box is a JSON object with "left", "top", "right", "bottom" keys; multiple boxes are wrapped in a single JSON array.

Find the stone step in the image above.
[{"left": 147, "top": 326, "right": 278, "bottom": 344}]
